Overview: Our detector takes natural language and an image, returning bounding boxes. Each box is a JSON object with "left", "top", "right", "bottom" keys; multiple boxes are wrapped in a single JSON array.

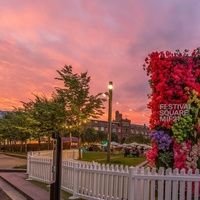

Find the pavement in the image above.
[
  {"left": 0, "top": 174, "right": 27, "bottom": 200},
  {"left": 0, "top": 153, "right": 51, "bottom": 200},
  {"left": 0, "top": 172, "right": 50, "bottom": 200}
]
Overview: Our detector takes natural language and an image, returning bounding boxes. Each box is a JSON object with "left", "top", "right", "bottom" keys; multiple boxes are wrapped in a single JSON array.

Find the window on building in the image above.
[{"left": 131, "top": 129, "right": 134, "bottom": 134}]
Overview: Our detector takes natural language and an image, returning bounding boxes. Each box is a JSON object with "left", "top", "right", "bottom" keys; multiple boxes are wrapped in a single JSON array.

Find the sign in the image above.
[{"left": 159, "top": 103, "right": 191, "bottom": 122}]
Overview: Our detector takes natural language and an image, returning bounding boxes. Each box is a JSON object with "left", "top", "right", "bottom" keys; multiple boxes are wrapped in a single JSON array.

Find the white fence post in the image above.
[
  {"left": 194, "top": 169, "right": 199, "bottom": 198},
  {"left": 26, "top": 152, "right": 30, "bottom": 174},
  {"left": 165, "top": 168, "right": 172, "bottom": 200},
  {"left": 143, "top": 167, "right": 150, "bottom": 200},
  {"left": 128, "top": 167, "right": 135, "bottom": 200},
  {"left": 27, "top": 155, "right": 32, "bottom": 180},
  {"left": 172, "top": 168, "right": 179, "bottom": 200},
  {"left": 69, "top": 162, "right": 79, "bottom": 200},
  {"left": 49, "top": 158, "right": 53, "bottom": 183}
]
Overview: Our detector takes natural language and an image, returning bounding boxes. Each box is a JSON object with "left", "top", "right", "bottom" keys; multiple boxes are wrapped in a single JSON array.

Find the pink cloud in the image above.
[{"left": 1, "top": 1, "right": 200, "bottom": 125}]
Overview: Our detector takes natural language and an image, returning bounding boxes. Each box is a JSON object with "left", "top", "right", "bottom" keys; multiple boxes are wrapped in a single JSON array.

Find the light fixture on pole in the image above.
[{"left": 107, "top": 81, "right": 113, "bottom": 163}]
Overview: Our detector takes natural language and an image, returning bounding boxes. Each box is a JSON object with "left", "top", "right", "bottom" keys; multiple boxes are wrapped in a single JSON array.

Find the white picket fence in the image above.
[
  {"left": 27, "top": 155, "right": 200, "bottom": 200},
  {"left": 61, "top": 160, "right": 129, "bottom": 200},
  {"left": 27, "top": 149, "right": 80, "bottom": 159},
  {"left": 28, "top": 156, "right": 53, "bottom": 183},
  {"left": 27, "top": 149, "right": 79, "bottom": 174}
]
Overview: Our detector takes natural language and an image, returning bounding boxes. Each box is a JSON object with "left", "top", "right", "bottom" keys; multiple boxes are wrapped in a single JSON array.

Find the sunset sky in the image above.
[{"left": 1, "top": 0, "right": 200, "bottom": 126}]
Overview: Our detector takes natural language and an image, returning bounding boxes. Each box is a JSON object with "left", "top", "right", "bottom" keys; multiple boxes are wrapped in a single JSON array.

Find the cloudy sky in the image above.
[{"left": 1, "top": 0, "right": 200, "bottom": 125}]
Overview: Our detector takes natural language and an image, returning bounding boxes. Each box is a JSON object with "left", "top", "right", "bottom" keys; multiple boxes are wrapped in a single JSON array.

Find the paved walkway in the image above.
[
  {"left": 0, "top": 153, "right": 27, "bottom": 169},
  {"left": 0, "top": 153, "right": 51, "bottom": 200},
  {"left": 0, "top": 172, "right": 50, "bottom": 200},
  {"left": 0, "top": 176, "right": 27, "bottom": 200}
]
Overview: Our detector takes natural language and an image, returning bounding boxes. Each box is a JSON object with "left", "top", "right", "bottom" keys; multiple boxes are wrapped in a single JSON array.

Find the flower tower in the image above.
[{"left": 144, "top": 48, "right": 200, "bottom": 170}]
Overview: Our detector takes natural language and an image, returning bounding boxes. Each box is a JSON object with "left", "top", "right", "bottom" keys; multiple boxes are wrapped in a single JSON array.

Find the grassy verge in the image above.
[
  {"left": 80, "top": 151, "right": 146, "bottom": 167},
  {"left": 4, "top": 151, "right": 27, "bottom": 159},
  {"left": 29, "top": 180, "right": 84, "bottom": 200},
  {"left": 13, "top": 165, "right": 27, "bottom": 169},
  {"left": 4, "top": 150, "right": 147, "bottom": 168}
]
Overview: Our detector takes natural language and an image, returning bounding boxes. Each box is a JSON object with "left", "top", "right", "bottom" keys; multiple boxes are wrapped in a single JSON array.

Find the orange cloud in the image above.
[{"left": 1, "top": 1, "right": 200, "bottom": 125}]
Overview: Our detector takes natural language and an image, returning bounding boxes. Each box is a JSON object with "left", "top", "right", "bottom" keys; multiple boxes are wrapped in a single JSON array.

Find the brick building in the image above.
[{"left": 88, "top": 111, "right": 150, "bottom": 143}]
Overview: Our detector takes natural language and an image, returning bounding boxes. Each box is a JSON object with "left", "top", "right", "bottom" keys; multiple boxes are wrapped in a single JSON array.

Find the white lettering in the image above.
[{"left": 159, "top": 103, "right": 191, "bottom": 122}]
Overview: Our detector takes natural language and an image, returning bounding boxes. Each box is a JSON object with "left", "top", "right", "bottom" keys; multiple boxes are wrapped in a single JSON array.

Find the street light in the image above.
[
  {"left": 107, "top": 81, "right": 113, "bottom": 163},
  {"left": 50, "top": 132, "right": 62, "bottom": 200}
]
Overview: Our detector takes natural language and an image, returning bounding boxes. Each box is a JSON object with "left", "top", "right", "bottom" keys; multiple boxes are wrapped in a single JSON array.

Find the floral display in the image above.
[
  {"left": 150, "top": 130, "right": 172, "bottom": 150},
  {"left": 144, "top": 48, "right": 200, "bottom": 170}
]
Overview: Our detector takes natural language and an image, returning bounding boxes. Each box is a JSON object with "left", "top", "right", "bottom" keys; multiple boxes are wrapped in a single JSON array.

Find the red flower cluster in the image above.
[
  {"left": 144, "top": 49, "right": 200, "bottom": 130},
  {"left": 173, "top": 140, "right": 192, "bottom": 170},
  {"left": 146, "top": 142, "right": 158, "bottom": 165}
]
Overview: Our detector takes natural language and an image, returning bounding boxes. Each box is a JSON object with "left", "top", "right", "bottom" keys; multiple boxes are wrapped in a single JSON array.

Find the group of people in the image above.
[{"left": 124, "top": 147, "right": 143, "bottom": 158}]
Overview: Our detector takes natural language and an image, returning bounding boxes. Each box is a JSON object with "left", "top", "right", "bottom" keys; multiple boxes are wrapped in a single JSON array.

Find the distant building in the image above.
[{"left": 88, "top": 111, "right": 150, "bottom": 143}]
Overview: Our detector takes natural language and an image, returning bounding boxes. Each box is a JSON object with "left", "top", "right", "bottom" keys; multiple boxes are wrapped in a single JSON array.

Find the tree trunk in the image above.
[
  {"left": 38, "top": 136, "right": 41, "bottom": 151},
  {"left": 47, "top": 135, "right": 50, "bottom": 150},
  {"left": 78, "top": 133, "right": 81, "bottom": 159},
  {"left": 20, "top": 141, "right": 23, "bottom": 153},
  {"left": 9, "top": 139, "right": 11, "bottom": 152},
  {"left": 25, "top": 140, "right": 27, "bottom": 153}
]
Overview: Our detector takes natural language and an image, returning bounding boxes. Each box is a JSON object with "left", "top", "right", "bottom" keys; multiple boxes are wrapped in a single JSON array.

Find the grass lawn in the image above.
[
  {"left": 80, "top": 151, "right": 147, "bottom": 167},
  {"left": 29, "top": 180, "right": 85, "bottom": 200}
]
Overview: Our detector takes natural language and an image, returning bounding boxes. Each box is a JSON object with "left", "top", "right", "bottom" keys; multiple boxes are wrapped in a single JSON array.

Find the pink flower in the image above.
[
  {"left": 173, "top": 140, "right": 192, "bottom": 170},
  {"left": 146, "top": 142, "right": 158, "bottom": 165}
]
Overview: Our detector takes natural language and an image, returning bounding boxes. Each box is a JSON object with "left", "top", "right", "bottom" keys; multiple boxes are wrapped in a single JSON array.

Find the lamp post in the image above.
[
  {"left": 50, "top": 132, "right": 62, "bottom": 200},
  {"left": 107, "top": 81, "right": 113, "bottom": 163}
]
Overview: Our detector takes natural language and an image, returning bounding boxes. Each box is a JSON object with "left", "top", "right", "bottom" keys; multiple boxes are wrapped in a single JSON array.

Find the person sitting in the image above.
[
  {"left": 124, "top": 148, "right": 130, "bottom": 157},
  {"left": 131, "top": 149, "right": 140, "bottom": 157}
]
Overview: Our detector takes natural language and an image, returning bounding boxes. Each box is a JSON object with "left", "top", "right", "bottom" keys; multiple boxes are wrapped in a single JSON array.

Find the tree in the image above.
[
  {"left": 0, "top": 110, "right": 33, "bottom": 152},
  {"left": 22, "top": 93, "right": 67, "bottom": 150},
  {"left": 11, "top": 109, "right": 33, "bottom": 152},
  {"left": 0, "top": 112, "right": 16, "bottom": 146},
  {"left": 81, "top": 127, "right": 97, "bottom": 144},
  {"left": 55, "top": 65, "right": 106, "bottom": 158},
  {"left": 96, "top": 131, "right": 107, "bottom": 143},
  {"left": 124, "top": 134, "right": 151, "bottom": 144},
  {"left": 111, "top": 133, "right": 119, "bottom": 143}
]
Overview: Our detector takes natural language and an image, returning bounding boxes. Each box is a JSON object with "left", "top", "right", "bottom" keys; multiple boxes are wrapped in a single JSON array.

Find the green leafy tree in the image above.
[
  {"left": 81, "top": 127, "right": 97, "bottom": 144},
  {"left": 0, "top": 110, "right": 33, "bottom": 152},
  {"left": 55, "top": 65, "right": 106, "bottom": 158},
  {"left": 10, "top": 109, "right": 33, "bottom": 152},
  {"left": 96, "top": 130, "right": 107, "bottom": 143},
  {"left": 22, "top": 93, "right": 67, "bottom": 150},
  {"left": 124, "top": 134, "right": 151, "bottom": 144},
  {"left": 0, "top": 112, "right": 16, "bottom": 146},
  {"left": 111, "top": 133, "right": 119, "bottom": 143}
]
